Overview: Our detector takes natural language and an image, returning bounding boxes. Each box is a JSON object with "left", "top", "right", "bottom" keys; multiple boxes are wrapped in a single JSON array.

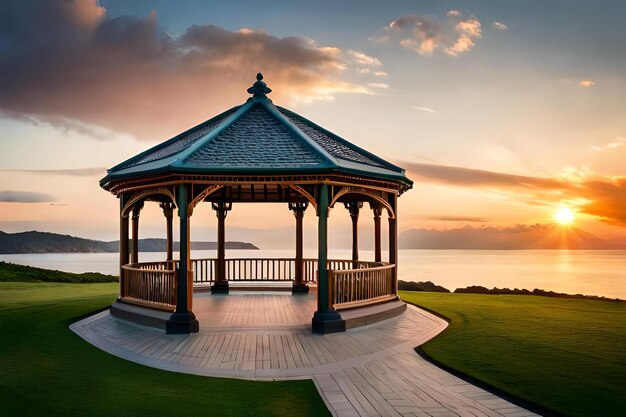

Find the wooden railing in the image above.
[
  {"left": 121, "top": 262, "right": 176, "bottom": 310},
  {"left": 191, "top": 258, "right": 215, "bottom": 284},
  {"left": 329, "top": 263, "right": 395, "bottom": 310},
  {"left": 193, "top": 258, "right": 297, "bottom": 282},
  {"left": 120, "top": 258, "right": 396, "bottom": 311},
  {"left": 190, "top": 258, "right": 379, "bottom": 284}
]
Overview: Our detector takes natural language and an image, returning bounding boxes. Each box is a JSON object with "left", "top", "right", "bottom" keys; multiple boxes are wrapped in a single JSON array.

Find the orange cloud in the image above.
[
  {"left": 402, "top": 161, "right": 626, "bottom": 227},
  {"left": 579, "top": 80, "right": 595, "bottom": 87},
  {"left": 0, "top": 1, "right": 372, "bottom": 140}
]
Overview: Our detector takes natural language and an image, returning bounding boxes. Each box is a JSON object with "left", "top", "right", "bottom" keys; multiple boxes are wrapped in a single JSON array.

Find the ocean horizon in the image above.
[{"left": 2, "top": 249, "right": 624, "bottom": 300}]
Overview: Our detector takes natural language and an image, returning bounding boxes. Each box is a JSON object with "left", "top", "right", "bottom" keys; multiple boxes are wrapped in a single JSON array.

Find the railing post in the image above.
[
  {"left": 312, "top": 183, "right": 345, "bottom": 334},
  {"left": 166, "top": 184, "right": 199, "bottom": 334}
]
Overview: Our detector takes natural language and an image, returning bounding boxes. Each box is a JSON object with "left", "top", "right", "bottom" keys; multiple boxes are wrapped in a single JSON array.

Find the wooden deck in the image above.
[{"left": 71, "top": 293, "right": 536, "bottom": 417}]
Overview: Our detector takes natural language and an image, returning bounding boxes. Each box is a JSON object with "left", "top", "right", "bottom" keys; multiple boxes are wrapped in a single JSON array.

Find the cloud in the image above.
[
  {"left": 0, "top": 191, "right": 56, "bottom": 203},
  {"left": 411, "top": 106, "right": 437, "bottom": 114},
  {"left": 591, "top": 137, "right": 626, "bottom": 152},
  {"left": 347, "top": 50, "right": 382, "bottom": 66},
  {"left": 0, "top": 1, "right": 372, "bottom": 140},
  {"left": 400, "top": 161, "right": 626, "bottom": 227},
  {"left": 403, "top": 162, "right": 567, "bottom": 190},
  {"left": 368, "top": 83, "right": 389, "bottom": 89},
  {"left": 0, "top": 168, "right": 106, "bottom": 176},
  {"left": 426, "top": 216, "right": 492, "bottom": 222},
  {"left": 492, "top": 22, "right": 508, "bottom": 31},
  {"left": 380, "top": 10, "right": 482, "bottom": 56},
  {"left": 579, "top": 80, "right": 595, "bottom": 87},
  {"left": 374, "top": 71, "right": 388, "bottom": 77},
  {"left": 579, "top": 178, "right": 626, "bottom": 226}
]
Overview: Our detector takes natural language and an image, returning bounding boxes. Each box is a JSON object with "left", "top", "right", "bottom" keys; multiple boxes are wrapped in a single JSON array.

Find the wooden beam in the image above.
[
  {"left": 130, "top": 203, "right": 143, "bottom": 264},
  {"left": 373, "top": 205, "right": 383, "bottom": 263},
  {"left": 344, "top": 202, "right": 363, "bottom": 263},
  {"left": 211, "top": 201, "right": 232, "bottom": 293},
  {"left": 160, "top": 203, "right": 174, "bottom": 262},
  {"left": 388, "top": 194, "right": 398, "bottom": 294},
  {"left": 289, "top": 202, "right": 309, "bottom": 293},
  {"left": 119, "top": 195, "right": 130, "bottom": 299}
]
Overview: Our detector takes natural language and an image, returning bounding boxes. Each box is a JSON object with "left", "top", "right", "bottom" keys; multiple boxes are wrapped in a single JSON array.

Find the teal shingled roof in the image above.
[{"left": 101, "top": 74, "right": 411, "bottom": 187}]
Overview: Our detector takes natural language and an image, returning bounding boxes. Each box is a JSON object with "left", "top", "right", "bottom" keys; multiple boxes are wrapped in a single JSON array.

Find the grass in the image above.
[
  {"left": 0, "top": 261, "right": 117, "bottom": 283},
  {"left": 0, "top": 282, "right": 330, "bottom": 417},
  {"left": 399, "top": 291, "right": 626, "bottom": 417}
]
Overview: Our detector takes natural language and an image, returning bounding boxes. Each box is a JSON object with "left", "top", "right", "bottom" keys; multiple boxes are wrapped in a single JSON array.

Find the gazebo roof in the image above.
[{"left": 101, "top": 74, "right": 412, "bottom": 189}]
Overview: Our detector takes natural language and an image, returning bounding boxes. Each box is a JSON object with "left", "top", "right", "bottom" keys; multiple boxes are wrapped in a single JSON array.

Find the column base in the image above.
[
  {"left": 211, "top": 281, "right": 230, "bottom": 294},
  {"left": 312, "top": 310, "right": 346, "bottom": 334},
  {"left": 292, "top": 283, "right": 310, "bottom": 294},
  {"left": 165, "top": 311, "right": 199, "bottom": 334}
]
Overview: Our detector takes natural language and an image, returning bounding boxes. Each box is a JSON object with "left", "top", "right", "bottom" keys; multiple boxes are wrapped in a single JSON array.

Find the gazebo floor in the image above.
[{"left": 71, "top": 294, "right": 536, "bottom": 417}]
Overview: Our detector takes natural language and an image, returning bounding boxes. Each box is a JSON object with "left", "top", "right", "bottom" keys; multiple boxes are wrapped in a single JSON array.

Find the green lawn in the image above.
[
  {"left": 399, "top": 291, "right": 626, "bottom": 417},
  {"left": 0, "top": 282, "right": 330, "bottom": 417},
  {"left": 0, "top": 261, "right": 117, "bottom": 283}
]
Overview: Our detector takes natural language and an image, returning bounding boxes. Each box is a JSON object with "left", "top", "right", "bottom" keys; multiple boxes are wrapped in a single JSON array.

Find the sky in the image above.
[{"left": 0, "top": 0, "right": 625, "bottom": 249}]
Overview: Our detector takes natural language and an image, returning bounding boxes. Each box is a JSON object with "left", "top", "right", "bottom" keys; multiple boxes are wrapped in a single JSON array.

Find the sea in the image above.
[{"left": 1, "top": 249, "right": 624, "bottom": 300}]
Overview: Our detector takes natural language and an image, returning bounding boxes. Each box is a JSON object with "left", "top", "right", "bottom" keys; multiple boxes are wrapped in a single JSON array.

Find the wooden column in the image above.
[
  {"left": 211, "top": 202, "right": 232, "bottom": 294},
  {"left": 312, "top": 184, "right": 345, "bottom": 334},
  {"left": 372, "top": 205, "right": 383, "bottom": 263},
  {"left": 388, "top": 193, "right": 398, "bottom": 295},
  {"left": 166, "top": 184, "right": 199, "bottom": 334},
  {"left": 130, "top": 203, "right": 143, "bottom": 264},
  {"left": 160, "top": 203, "right": 174, "bottom": 262},
  {"left": 344, "top": 202, "right": 362, "bottom": 263},
  {"left": 119, "top": 196, "right": 129, "bottom": 299},
  {"left": 289, "top": 202, "right": 309, "bottom": 293}
]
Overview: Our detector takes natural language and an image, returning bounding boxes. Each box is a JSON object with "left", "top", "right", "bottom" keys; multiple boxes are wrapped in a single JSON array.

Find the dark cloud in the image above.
[
  {"left": 0, "top": 191, "right": 55, "bottom": 203},
  {"left": 0, "top": 168, "right": 105, "bottom": 176},
  {"left": 380, "top": 10, "right": 482, "bottom": 56},
  {"left": 403, "top": 162, "right": 569, "bottom": 190},
  {"left": 0, "top": 1, "right": 367, "bottom": 140}
]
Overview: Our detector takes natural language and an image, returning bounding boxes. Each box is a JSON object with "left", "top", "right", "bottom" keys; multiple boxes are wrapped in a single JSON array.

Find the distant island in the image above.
[
  {"left": 0, "top": 231, "right": 259, "bottom": 254},
  {"left": 397, "top": 280, "right": 623, "bottom": 302},
  {"left": 399, "top": 224, "right": 626, "bottom": 250}
]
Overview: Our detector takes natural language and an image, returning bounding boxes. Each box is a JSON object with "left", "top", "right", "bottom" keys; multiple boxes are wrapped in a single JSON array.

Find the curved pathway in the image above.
[{"left": 71, "top": 294, "right": 536, "bottom": 417}]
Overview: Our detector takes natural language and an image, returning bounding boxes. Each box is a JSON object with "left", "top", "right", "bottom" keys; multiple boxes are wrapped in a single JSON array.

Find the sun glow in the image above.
[{"left": 554, "top": 207, "right": 575, "bottom": 225}]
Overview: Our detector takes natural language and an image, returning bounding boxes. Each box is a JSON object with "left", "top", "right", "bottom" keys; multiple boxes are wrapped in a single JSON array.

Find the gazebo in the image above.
[{"left": 100, "top": 74, "right": 412, "bottom": 334}]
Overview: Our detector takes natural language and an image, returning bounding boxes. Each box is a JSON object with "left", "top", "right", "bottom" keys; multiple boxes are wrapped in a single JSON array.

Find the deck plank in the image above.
[{"left": 71, "top": 293, "right": 536, "bottom": 417}]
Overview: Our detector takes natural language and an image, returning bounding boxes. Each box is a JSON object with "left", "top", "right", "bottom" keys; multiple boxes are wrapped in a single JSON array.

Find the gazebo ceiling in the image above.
[{"left": 100, "top": 74, "right": 412, "bottom": 191}]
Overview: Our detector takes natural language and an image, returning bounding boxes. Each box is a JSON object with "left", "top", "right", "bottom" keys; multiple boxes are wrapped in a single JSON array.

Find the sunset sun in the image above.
[{"left": 554, "top": 207, "right": 575, "bottom": 225}]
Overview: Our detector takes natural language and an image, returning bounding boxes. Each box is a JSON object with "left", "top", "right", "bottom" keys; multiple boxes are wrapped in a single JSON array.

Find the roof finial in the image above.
[{"left": 247, "top": 72, "right": 272, "bottom": 97}]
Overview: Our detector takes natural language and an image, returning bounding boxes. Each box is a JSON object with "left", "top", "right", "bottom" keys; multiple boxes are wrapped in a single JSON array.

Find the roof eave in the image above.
[{"left": 100, "top": 163, "right": 412, "bottom": 192}]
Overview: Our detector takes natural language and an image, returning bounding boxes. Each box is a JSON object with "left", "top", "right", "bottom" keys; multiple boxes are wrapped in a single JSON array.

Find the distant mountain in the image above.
[
  {"left": 0, "top": 231, "right": 259, "bottom": 254},
  {"left": 399, "top": 224, "right": 626, "bottom": 250}
]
